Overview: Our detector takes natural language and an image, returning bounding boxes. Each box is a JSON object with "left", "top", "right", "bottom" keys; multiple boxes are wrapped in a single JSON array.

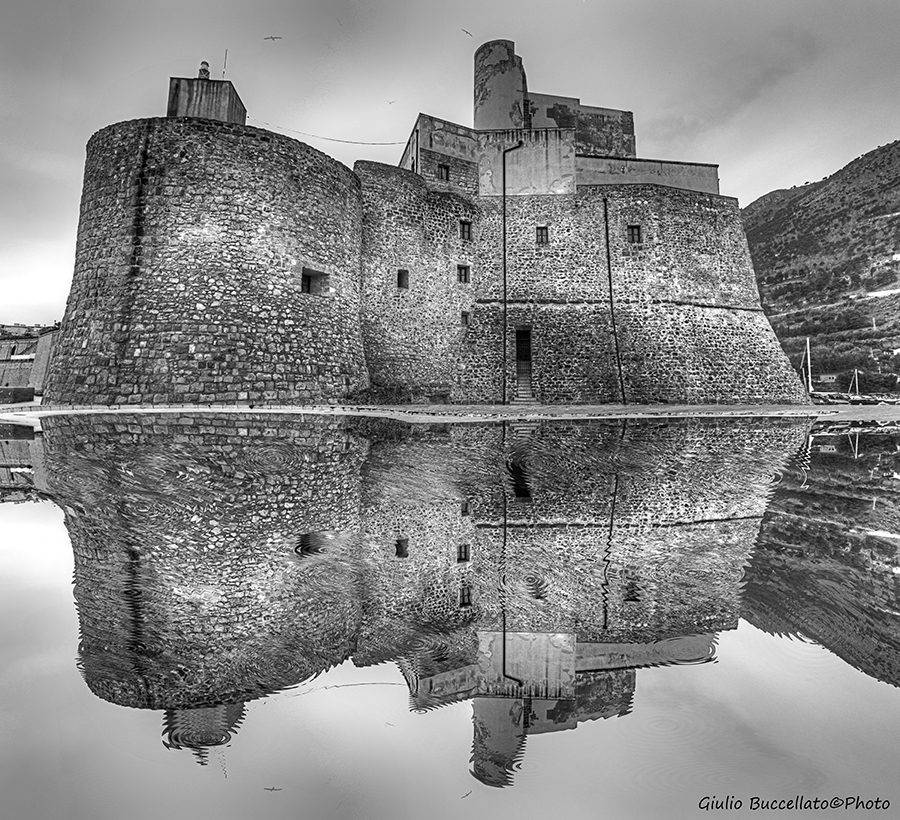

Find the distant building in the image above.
[
  {"left": 0, "top": 323, "right": 45, "bottom": 338},
  {"left": 0, "top": 324, "right": 58, "bottom": 398}
]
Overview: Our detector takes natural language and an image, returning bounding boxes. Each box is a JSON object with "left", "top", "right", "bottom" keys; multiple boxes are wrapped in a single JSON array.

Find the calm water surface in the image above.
[{"left": 1, "top": 413, "right": 899, "bottom": 820}]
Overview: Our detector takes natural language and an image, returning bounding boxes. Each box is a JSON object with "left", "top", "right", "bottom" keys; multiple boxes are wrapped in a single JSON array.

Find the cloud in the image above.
[
  {"left": 646, "top": 26, "right": 822, "bottom": 152},
  {"left": 0, "top": 142, "right": 81, "bottom": 183}
]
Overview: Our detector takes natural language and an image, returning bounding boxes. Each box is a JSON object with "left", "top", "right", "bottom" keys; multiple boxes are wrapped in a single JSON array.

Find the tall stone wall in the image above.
[
  {"left": 356, "top": 161, "right": 479, "bottom": 399},
  {"left": 46, "top": 117, "right": 368, "bottom": 406},
  {"left": 593, "top": 185, "right": 808, "bottom": 403},
  {"left": 453, "top": 184, "right": 807, "bottom": 404}
]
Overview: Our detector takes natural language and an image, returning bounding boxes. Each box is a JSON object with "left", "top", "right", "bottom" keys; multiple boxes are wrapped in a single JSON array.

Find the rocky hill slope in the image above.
[{"left": 743, "top": 140, "right": 900, "bottom": 391}]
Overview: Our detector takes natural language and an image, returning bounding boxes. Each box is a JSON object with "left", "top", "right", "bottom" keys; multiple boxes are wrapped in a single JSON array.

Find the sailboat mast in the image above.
[{"left": 806, "top": 337, "right": 813, "bottom": 393}]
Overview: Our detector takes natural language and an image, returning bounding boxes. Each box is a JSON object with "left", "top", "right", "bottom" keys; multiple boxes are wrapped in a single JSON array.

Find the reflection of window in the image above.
[
  {"left": 536, "top": 226, "right": 549, "bottom": 245},
  {"left": 438, "top": 164, "right": 450, "bottom": 181},
  {"left": 457, "top": 264, "right": 470, "bottom": 283},
  {"left": 627, "top": 225, "right": 642, "bottom": 244},
  {"left": 623, "top": 570, "right": 641, "bottom": 602},
  {"left": 459, "top": 221, "right": 472, "bottom": 241},
  {"left": 295, "top": 531, "right": 333, "bottom": 556},
  {"left": 509, "top": 458, "right": 531, "bottom": 502},
  {"left": 397, "top": 269, "right": 409, "bottom": 289},
  {"left": 457, "top": 543, "right": 470, "bottom": 563},
  {"left": 395, "top": 537, "right": 409, "bottom": 558},
  {"left": 459, "top": 583, "right": 472, "bottom": 607}
]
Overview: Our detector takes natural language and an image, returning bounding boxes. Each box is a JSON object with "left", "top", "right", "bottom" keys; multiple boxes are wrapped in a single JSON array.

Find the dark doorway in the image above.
[{"left": 514, "top": 327, "right": 533, "bottom": 402}]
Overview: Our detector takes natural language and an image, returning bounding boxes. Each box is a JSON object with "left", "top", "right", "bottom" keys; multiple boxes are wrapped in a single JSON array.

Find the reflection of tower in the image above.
[
  {"left": 381, "top": 416, "right": 812, "bottom": 786},
  {"left": 471, "top": 697, "right": 529, "bottom": 787},
  {"left": 41, "top": 413, "right": 368, "bottom": 721},
  {"left": 162, "top": 702, "right": 247, "bottom": 766},
  {"left": 39, "top": 412, "right": 815, "bottom": 775},
  {"left": 469, "top": 665, "right": 637, "bottom": 787}
]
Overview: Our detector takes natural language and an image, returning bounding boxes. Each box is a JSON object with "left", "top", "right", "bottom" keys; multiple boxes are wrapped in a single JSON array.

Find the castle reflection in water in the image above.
[{"left": 13, "top": 413, "right": 900, "bottom": 786}]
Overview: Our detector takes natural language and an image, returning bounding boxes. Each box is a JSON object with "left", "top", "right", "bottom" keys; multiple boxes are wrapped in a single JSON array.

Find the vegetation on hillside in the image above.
[{"left": 743, "top": 139, "right": 900, "bottom": 392}]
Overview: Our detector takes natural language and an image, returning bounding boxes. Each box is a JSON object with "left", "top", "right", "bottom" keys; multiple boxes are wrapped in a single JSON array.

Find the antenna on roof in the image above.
[{"left": 222, "top": 49, "right": 228, "bottom": 79}]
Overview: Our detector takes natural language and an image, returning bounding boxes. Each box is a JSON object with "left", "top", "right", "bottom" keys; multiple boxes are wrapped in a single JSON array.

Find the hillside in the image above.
[{"left": 743, "top": 140, "right": 900, "bottom": 391}]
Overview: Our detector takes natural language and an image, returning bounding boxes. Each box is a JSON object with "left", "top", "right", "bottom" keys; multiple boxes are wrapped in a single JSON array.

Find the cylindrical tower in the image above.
[
  {"left": 46, "top": 118, "right": 369, "bottom": 405},
  {"left": 474, "top": 40, "right": 527, "bottom": 131}
]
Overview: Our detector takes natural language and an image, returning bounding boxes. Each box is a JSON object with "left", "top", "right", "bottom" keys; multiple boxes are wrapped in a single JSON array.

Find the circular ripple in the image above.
[{"left": 241, "top": 442, "right": 308, "bottom": 475}]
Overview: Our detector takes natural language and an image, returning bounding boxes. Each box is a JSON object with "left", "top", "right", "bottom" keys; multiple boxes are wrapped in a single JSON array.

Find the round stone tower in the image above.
[
  {"left": 46, "top": 116, "right": 368, "bottom": 405},
  {"left": 474, "top": 40, "right": 528, "bottom": 131}
]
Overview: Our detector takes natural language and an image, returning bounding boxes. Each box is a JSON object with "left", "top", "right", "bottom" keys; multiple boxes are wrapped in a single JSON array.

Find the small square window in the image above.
[
  {"left": 298, "top": 266, "right": 329, "bottom": 295},
  {"left": 627, "top": 225, "right": 642, "bottom": 244},
  {"left": 461, "top": 311, "right": 470, "bottom": 326},
  {"left": 457, "top": 543, "right": 470, "bottom": 563},
  {"left": 536, "top": 226, "right": 549, "bottom": 245},
  {"left": 459, "top": 221, "right": 472, "bottom": 241},
  {"left": 457, "top": 264, "right": 470, "bottom": 283},
  {"left": 437, "top": 164, "right": 450, "bottom": 181},
  {"left": 397, "top": 269, "right": 409, "bottom": 289},
  {"left": 395, "top": 537, "right": 409, "bottom": 558},
  {"left": 459, "top": 583, "right": 472, "bottom": 607}
]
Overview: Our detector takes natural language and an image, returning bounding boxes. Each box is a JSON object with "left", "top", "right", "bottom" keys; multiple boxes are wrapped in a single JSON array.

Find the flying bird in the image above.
[
  {"left": 386, "top": 100, "right": 396, "bottom": 105},
  {"left": 264, "top": 36, "right": 282, "bottom": 41},
  {"left": 461, "top": 29, "right": 473, "bottom": 36},
  {"left": 264, "top": 787, "right": 282, "bottom": 792}
]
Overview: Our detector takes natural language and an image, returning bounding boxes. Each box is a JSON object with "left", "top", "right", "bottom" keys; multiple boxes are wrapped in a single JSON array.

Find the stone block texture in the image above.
[{"left": 46, "top": 118, "right": 368, "bottom": 406}]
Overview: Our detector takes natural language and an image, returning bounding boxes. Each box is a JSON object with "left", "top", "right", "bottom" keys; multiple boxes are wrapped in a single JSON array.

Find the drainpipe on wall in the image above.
[
  {"left": 502, "top": 140, "right": 524, "bottom": 405},
  {"left": 603, "top": 197, "right": 628, "bottom": 404}
]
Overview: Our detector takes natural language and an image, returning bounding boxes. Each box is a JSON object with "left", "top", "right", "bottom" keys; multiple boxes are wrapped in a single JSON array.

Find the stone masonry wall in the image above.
[
  {"left": 419, "top": 148, "right": 479, "bottom": 197},
  {"left": 356, "top": 161, "right": 479, "bottom": 399},
  {"left": 46, "top": 117, "right": 368, "bottom": 406},
  {"left": 455, "top": 184, "right": 807, "bottom": 403}
]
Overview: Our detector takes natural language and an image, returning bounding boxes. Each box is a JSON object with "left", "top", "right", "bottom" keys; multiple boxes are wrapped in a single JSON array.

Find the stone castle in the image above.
[{"left": 44, "top": 40, "right": 806, "bottom": 406}]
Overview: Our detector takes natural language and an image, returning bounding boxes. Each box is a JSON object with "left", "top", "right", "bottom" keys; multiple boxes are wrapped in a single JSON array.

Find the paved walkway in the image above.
[{"left": 4, "top": 401, "right": 900, "bottom": 429}]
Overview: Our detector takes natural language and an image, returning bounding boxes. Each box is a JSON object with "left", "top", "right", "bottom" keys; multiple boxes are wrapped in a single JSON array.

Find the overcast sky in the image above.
[{"left": 2, "top": 0, "right": 899, "bottom": 323}]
